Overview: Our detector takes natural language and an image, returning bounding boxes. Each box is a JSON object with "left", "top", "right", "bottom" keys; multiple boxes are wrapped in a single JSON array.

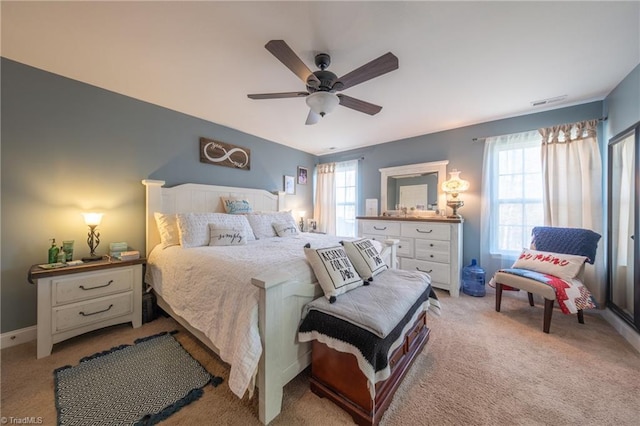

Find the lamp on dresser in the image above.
[
  {"left": 441, "top": 169, "right": 469, "bottom": 219},
  {"left": 81, "top": 212, "right": 103, "bottom": 261}
]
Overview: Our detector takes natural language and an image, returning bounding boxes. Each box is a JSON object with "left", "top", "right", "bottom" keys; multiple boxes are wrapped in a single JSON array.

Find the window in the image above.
[
  {"left": 485, "top": 131, "right": 544, "bottom": 256},
  {"left": 334, "top": 160, "right": 358, "bottom": 237}
]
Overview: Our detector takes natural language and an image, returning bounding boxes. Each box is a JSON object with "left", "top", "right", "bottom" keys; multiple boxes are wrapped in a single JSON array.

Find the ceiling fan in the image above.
[{"left": 247, "top": 40, "right": 399, "bottom": 125}]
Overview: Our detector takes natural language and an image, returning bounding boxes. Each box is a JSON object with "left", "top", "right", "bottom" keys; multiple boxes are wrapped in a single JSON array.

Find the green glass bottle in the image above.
[{"left": 48, "top": 239, "right": 59, "bottom": 264}]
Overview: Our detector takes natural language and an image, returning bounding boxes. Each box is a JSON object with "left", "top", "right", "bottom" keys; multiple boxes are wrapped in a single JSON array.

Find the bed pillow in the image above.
[
  {"left": 208, "top": 225, "right": 248, "bottom": 246},
  {"left": 221, "top": 197, "right": 253, "bottom": 214},
  {"left": 177, "top": 213, "right": 255, "bottom": 248},
  {"left": 304, "top": 244, "right": 363, "bottom": 303},
  {"left": 273, "top": 222, "right": 299, "bottom": 237},
  {"left": 154, "top": 212, "right": 179, "bottom": 248},
  {"left": 511, "top": 248, "right": 588, "bottom": 282},
  {"left": 342, "top": 238, "right": 388, "bottom": 280},
  {"left": 246, "top": 211, "right": 297, "bottom": 239}
]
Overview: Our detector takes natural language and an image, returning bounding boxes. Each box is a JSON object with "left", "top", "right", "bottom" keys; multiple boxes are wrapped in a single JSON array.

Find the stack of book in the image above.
[
  {"left": 118, "top": 250, "right": 140, "bottom": 261},
  {"left": 109, "top": 242, "right": 128, "bottom": 259}
]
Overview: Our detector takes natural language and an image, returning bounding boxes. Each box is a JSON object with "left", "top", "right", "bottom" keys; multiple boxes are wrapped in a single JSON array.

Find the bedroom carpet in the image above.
[{"left": 2, "top": 287, "right": 640, "bottom": 426}]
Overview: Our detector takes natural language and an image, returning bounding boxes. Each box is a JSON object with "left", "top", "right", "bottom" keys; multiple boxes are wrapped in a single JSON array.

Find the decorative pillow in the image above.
[
  {"left": 511, "top": 248, "right": 588, "bottom": 282},
  {"left": 304, "top": 244, "right": 363, "bottom": 303},
  {"left": 246, "top": 211, "right": 297, "bottom": 239},
  {"left": 273, "top": 222, "right": 298, "bottom": 237},
  {"left": 221, "top": 197, "right": 253, "bottom": 214},
  {"left": 154, "top": 212, "right": 179, "bottom": 248},
  {"left": 342, "top": 238, "right": 388, "bottom": 280},
  {"left": 176, "top": 213, "right": 254, "bottom": 248},
  {"left": 208, "top": 225, "right": 247, "bottom": 246}
]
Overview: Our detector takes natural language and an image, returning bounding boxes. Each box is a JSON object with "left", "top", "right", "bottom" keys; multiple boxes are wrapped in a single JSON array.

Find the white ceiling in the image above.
[{"left": 2, "top": 1, "right": 639, "bottom": 155}]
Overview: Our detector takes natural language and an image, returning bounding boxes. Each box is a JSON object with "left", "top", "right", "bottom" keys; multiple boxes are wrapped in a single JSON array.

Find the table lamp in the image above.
[
  {"left": 441, "top": 170, "right": 469, "bottom": 219},
  {"left": 82, "top": 212, "right": 103, "bottom": 261}
]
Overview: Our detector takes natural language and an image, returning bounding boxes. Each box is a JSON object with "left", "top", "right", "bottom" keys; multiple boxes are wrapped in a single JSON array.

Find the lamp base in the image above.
[
  {"left": 446, "top": 200, "right": 464, "bottom": 219},
  {"left": 81, "top": 254, "right": 102, "bottom": 262}
]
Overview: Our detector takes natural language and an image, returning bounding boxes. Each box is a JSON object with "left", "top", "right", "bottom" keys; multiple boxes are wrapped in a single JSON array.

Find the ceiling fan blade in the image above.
[
  {"left": 248, "top": 91, "right": 308, "bottom": 100},
  {"left": 305, "top": 110, "right": 321, "bottom": 125},
  {"left": 337, "top": 94, "right": 383, "bottom": 115},
  {"left": 265, "top": 40, "right": 321, "bottom": 87},
  {"left": 334, "top": 52, "right": 398, "bottom": 91}
]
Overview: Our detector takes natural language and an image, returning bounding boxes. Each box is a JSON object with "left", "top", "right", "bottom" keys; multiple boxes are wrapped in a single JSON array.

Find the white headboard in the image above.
[{"left": 142, "top": 180, "right": 285, "bottom": 256}]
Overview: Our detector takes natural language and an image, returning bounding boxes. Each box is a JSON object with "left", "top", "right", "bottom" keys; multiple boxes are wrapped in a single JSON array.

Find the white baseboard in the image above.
[
  {"left": 1, "top": 326, "right": 37, "bottom": 350},
  {"left": 601, "top": 309, "right": 640, "bottom": 353}
]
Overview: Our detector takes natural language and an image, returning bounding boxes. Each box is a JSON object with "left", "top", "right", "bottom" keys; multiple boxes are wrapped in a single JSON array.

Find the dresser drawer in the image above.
[
  {"left": 415, "top": 239, "right": 450, "bottom": 263},
  {"left": 400, "top": 258, "right": 451, "bottom": 284},
  {"left": 53, "top": 268, "right": 134, "bottom": 305},
  {"left": 395, "top": 237, "right": 414, "bottom": 258},
  {"left": 53, "top": 292, "right": 133, "bottom": 333},
  {"left": 401, "top": 222, "right": 450, "bottom": 240},
  {"left": 360, "top": 221, "right": 401, "bottom": 236}
]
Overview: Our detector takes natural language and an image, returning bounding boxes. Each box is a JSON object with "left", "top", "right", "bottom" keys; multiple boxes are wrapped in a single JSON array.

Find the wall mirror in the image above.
[
  {"left": 380, "top": 160, "right": 448, "bottom": 215},
  {"left": 608, "top": 121, "right": 639, "bottom": 331}
]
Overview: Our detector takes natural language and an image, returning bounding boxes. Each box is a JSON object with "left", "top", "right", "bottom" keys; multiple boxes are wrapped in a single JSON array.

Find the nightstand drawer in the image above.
[
  {"left": 53, "top": 292, "right": 133, "bottom": 333},
  {"left": 53, "top": 268, "right": 134, "bottom": 305}
]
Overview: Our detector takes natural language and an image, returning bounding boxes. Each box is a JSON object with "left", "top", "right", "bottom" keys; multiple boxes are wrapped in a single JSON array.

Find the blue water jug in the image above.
[{"left": 462, "top": 259, "right": 486, "bottom": 297}]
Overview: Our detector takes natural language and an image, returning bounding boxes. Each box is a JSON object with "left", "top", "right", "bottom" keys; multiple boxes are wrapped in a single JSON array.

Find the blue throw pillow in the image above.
[
  {"left": 222, "top": 198, "right": 253, "bottom": 214},
  {"left": 531, "top": 227, "right": 601, "bottom": 264}
]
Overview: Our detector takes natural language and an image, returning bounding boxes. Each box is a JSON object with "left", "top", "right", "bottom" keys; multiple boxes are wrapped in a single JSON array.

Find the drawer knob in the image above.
[
  {"left": 79, "top": 304, "right": 113, "bottom": 317},
  {"left": 429, "top": 243, "right": 434, "bottom": 247},
  {"left": 79, "top": 280, "right": 114, "bottom": 291},
  {"left": 373, "top": 226, "right": 387, "bottom": 231},
  {"left": 430, "top": 255, "right": 434, "bottom": 258},
  {"left": 416, "top": 267, "right": 433, "bottom": 273},
  {"left": 416, "top": 229, "right": 433, "bottom": 233}
]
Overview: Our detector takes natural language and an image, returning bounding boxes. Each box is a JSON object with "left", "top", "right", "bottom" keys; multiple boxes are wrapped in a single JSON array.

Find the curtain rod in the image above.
[{"left": 471, "top": 116, "right": 608, "bottom": 142}]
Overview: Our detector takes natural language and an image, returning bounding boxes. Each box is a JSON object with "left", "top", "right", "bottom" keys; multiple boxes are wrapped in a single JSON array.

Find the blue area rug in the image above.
[{"left": 54, "top": 331, "right": 223, "bottom": 426}]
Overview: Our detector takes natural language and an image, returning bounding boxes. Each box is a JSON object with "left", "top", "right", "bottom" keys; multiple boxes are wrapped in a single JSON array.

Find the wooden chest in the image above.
[{"left": 310, "top": 310, "right": 430, "bottom": 425}]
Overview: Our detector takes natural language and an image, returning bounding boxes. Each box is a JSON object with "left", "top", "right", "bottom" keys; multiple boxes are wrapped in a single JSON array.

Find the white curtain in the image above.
[
  {"left": 314, "top": 162, "right": 336, "bottom": 234},
  {"left": 539, "top": 119, "right": 605, "bottom": 304},
  {"left": 480, "top": 130, "right": 541, "bottom": 278}
]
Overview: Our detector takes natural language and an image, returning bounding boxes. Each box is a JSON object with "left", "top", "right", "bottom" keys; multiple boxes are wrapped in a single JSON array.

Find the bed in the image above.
[{"left": 141, "top": 180, "right": 398, "bottom": 424}]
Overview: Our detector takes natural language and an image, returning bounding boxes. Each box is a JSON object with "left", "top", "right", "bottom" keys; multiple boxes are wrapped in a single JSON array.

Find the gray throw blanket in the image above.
[{"left": 301, "top": 268, "right": 432, "bottom": 338}]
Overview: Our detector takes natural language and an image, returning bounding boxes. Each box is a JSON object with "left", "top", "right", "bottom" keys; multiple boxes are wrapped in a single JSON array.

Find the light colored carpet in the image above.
[{"left": 2, "top": 288, "right": 639, "bottom": 425}]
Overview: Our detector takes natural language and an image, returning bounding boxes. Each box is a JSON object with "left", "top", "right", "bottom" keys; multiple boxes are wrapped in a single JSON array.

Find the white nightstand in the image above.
[{"left": 28, "top": 258, "right": 145, "bottom": 358}]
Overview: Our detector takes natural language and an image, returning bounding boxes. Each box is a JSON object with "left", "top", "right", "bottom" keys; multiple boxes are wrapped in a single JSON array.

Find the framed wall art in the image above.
[
  {"left": 284, "top": 175, "right": 295, "bottom": 195},
  {"left": 297, "top": 166, "right": 308, "bottom": 185},
  {"left": 199, "top": 137, "right": 250, "bottom": 170}
]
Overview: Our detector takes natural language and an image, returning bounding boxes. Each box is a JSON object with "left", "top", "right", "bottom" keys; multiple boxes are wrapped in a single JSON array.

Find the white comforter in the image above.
[{"left": 145, "top": 233, "right": 349, "bottom": 398}]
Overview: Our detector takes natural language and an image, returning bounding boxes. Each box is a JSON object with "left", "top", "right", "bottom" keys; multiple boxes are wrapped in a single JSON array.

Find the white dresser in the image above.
[{"left": 358, "top": 217, "right": 463, "bottom": 297}]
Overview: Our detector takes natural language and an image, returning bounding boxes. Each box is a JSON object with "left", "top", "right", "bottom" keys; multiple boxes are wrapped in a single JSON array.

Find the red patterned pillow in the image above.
[{"left": 511, "top": 248, "right": 587, "bottom": 281}]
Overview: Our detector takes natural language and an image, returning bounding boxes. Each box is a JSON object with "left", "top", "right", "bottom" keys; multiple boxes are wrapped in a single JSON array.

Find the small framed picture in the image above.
[
  {"left": 284, "top": 175, "right": 295, "bottom": 195},
  {"left": 297, "top": 166, "right": 308, "bottom": 185}
]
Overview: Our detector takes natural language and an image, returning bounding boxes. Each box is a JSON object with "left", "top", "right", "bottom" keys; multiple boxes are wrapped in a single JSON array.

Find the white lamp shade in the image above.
[
  {"left": 82, "top": 212, "right": 103, "bottom": 226},
  {"left": 305, "top": 92, "right": 340, "bottom": 116},
  {"left": 441, "top": 170, "right": 470, "bottom": 195}
]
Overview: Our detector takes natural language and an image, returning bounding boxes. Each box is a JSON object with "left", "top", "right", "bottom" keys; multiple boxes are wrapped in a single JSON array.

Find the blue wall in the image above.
[
  {"left": 604, "top": 63, "right": 640, "bottom": 138},
  {"left": 1, "top": 58, "right": 316, "bottom": 333}
]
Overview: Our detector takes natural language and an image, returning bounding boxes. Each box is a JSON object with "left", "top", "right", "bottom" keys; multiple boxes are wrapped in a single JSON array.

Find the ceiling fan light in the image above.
[{"left": 305, "top": 92, "right": 339, "bottom": 116}]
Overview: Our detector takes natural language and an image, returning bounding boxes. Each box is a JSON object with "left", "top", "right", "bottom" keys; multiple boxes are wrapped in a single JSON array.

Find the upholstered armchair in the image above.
[{"left": 493, "top": 226, "right": 601, "bottom": 333}]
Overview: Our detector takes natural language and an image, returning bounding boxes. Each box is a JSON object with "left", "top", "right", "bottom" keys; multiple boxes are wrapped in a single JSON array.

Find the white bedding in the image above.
[{"left": 145, "top": 232, "right": 351, "bottom": 398}]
